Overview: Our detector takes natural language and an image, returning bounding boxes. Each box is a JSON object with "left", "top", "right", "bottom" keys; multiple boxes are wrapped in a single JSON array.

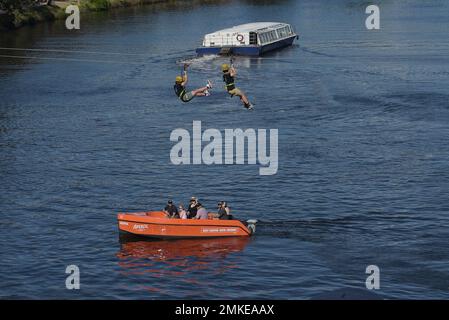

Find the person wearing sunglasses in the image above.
[
  {"left": 217, "top": 201, "right": 232, "bottom": 220},
  {"left": 187, "top": 196, "right": 200, "bottom": 219}
]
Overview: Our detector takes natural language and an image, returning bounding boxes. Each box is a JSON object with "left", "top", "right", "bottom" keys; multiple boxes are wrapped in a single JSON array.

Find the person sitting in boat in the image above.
[
  {"left": 164, "top": 200, "right": 179, "bottom": 218},
  {"left": 221, "top": 63, "right": 253, "bottom": 110},
  {"left": 174, "top": 64, "right": 212, "bottom": 103},
  {"left": 187, "top": 196, "right": 200, "bottom": 219},
  {"left": 178, "top": 204, "right": 187, "bottom": 220},
  {"left": 218, "top": 201, "right": 233, "bottom": 220},
  {"left": 195, "top": 204, "right": 209, "bottom": 220}
]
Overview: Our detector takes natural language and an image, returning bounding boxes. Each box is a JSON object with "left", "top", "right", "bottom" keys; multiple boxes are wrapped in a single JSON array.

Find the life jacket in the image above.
[
  {"left": 174, "top": 83, "right": 186, "bottom": 100},
  {"left": 222, "top": 72, "right": 235, "bottom": 91}
]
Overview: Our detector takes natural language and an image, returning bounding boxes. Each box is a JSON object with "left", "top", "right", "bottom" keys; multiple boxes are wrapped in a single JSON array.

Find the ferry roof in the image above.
[{"left": 207, "top": 22, "right": 288, "bottom": 35}]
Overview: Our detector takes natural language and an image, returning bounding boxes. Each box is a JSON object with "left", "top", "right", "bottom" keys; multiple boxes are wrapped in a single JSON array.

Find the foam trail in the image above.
[{"left": 177, "top": 54, "right": 219, "bottom": 67}]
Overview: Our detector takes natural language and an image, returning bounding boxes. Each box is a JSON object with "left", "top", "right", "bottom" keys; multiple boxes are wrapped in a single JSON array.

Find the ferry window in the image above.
[
  {"left": 280, "top": 27, "right": 288, "bottom": 37},
  {"left": 278, "top": 28, "right": 284, "bottom": 38},
  {"left": 262, "top": 33, "right": 268, "bottom": 43}
]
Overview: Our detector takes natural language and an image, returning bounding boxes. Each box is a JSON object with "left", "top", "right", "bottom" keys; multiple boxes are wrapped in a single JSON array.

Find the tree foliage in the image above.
[{"left": 0, "top": 0, "right": 35, "bottom": 14}]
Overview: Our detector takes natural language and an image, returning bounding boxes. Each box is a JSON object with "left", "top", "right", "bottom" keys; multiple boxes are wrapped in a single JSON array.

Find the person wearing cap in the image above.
[
  {"left": 187, "top": 197, "right": 200, "bottom": 219},
  {"left": 164, "top": 200, "right": 179, "bottom": 218},
  {"left": 174, "top": 64, "right": 212, "bottom": 103},
  {"left": 221, "top": 62, "right": 253, "bottom": 110}
]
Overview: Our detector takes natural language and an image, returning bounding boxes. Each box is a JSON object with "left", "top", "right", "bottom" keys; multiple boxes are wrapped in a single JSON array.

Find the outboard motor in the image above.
[{"left": 246, "top": 219, "right": 258, "bottom": 235}]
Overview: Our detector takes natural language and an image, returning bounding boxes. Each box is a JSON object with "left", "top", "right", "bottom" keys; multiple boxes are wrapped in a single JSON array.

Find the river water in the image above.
[{"left": 1, "top": 0, "right": 449, "bottom": 299}]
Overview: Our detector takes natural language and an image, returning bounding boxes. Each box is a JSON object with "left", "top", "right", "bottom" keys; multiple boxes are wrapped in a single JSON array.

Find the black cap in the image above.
[{"left": 168, "top": 200, "right": 173, "bottom": 204}]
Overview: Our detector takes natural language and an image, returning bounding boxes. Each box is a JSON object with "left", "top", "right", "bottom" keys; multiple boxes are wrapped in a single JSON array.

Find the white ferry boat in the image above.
[{"left": 196, "top": 22, "right": 298, "bottom": 56}]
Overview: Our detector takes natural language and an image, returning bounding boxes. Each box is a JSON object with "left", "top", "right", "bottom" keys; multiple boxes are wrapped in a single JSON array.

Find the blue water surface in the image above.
[{"left": 0, "top": 0, "right": 449, "bottom": 299}]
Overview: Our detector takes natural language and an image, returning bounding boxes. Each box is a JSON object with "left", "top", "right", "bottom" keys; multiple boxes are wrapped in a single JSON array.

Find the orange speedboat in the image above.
[{"left": 117, "top": 211, "right": 257, "bottom": 239}]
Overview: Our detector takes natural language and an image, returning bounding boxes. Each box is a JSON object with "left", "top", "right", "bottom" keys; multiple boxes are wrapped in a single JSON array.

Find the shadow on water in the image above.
[{"left": 0, "top": 0, "right": 233, "bottom": 73}]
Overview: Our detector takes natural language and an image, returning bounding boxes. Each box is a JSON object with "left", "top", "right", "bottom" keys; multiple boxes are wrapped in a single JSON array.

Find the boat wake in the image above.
[
  {"left": 175, "top": 54, "right": 255, "bottom": 82},
  {"left": 255, "top": 212, "right": 419, "bottom": 240},
  {"left": 176, "top": 54, "right": 224, "bottom": 75}
]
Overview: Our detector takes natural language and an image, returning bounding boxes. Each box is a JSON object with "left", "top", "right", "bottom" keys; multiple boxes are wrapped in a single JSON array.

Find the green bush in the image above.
[
  {"left": 0, "top": 0, "right": 34, "bottom": 14},
  {"left": 81, "top": 0, "right": 111, "bottom": 11}
]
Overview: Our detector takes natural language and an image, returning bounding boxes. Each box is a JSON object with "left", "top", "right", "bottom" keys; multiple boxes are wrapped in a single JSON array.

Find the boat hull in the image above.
[
  {"left": 117, "top": 211, "right": 254, "bottom": 239},
  {"left": 196, "top": 35, "right": 297, "bottom": 56}
]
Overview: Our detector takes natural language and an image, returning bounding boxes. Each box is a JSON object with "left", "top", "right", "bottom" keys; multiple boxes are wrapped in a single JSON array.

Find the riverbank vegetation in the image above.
[{"left": 0, "top": 0, "right": 175, "bottom": 30}]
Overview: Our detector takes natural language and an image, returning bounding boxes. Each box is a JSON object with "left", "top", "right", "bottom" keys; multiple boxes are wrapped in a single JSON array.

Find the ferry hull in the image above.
[
  {"left": 196, "top": 35, "right": 297, "bottom": 56},
  {"left": 117, "top": 211, "right": 254, "bottom": 239}
]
